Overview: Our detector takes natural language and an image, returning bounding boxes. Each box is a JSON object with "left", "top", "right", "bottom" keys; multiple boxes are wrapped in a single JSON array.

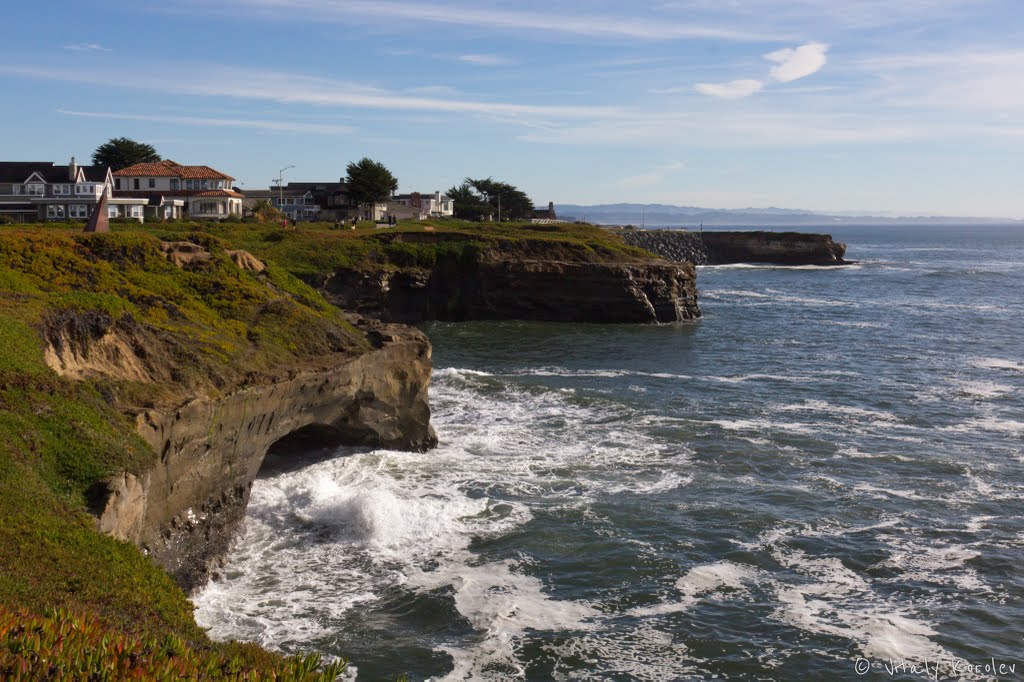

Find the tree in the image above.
[
  {"left": 91, "top": 137, "right": 161, "bottom": 171},
  {"left": 447, "top": 182, "right": 492, "bottom": 221},
  {"left": 345, "top": 158, "right": 398, "bottom": 217},
  {"left": 252, "top": 199, "right": 284, "bottom": 223},
  {"left": 448, "top": 177, "right": 534, "bottom": 221}
]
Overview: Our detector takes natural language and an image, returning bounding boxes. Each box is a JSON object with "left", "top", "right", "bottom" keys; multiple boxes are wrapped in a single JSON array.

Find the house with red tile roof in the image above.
[{"left": 113, "top": 160, "right": 242, "bottom": 220}]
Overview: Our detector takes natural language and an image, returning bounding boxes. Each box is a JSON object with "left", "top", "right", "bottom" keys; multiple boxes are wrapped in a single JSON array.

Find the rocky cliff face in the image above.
[
  {"left": 75, "top": 324, "right": 435, "bottom": 592},
  {"left": 320, "top": 258, "right": 700, "bottom": 324},
  {"left": 619, "top": 229, "right": 847, "bottom": 265}
]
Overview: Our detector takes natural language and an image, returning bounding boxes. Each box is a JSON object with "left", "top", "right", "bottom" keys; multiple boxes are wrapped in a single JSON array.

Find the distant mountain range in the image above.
[{"left": 555, "top": 203, "right": 1022, "bottom": 227}]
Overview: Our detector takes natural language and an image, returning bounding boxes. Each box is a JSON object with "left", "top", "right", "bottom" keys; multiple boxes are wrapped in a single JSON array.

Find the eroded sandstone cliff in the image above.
[
  {"left": 69, "top": 322, "right": 434, "bottom": 592},
  {"left": 320, "top": 258, "right": 700, "bottom": 324}
]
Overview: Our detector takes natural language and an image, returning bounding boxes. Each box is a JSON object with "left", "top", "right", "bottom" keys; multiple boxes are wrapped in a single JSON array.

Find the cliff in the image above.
[
  {"left": 95, "top": 320, "right": 434, "bottom": 591},
  {"left": 322, "top": 256, "right": 699, "bottom": 324},
  {"left": 618, "top": 229, "right": 848, "bottom": 265},
  {"left": 0, "top": 227, "right": 435, "bottom": 661}
]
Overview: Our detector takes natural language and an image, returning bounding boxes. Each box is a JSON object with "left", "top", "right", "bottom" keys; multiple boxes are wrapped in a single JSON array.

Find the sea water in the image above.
[{"left": 194, "top": 225, "right": 1024, "bottom": 680}]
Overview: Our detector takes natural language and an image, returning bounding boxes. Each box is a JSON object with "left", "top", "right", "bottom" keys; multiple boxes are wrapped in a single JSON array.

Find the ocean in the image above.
[{"left": 194, "top": 224, "right": 1024, "bottom": 680}]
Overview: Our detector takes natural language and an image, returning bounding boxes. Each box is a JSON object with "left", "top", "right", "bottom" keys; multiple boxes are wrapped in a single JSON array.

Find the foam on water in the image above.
[
  {"left": 972, "top": 358, "right": 1024, "bottom": 373},
  {"left": 193, "top": 226, "right": 1024, "bottom": 677}
]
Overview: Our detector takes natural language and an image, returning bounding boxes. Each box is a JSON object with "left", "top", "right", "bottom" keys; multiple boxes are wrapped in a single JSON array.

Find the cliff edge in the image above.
[{"left": 619, "top": 229, "right": 848, "bottom": 265}]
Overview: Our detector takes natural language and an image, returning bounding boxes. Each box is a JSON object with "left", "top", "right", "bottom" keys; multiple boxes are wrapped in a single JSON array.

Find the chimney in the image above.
[{"left": 69, "top": 156, "right": 78, "bottom": 181}]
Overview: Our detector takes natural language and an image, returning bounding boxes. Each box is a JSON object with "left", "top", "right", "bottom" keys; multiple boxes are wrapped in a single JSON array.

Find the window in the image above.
[
  {"left": 171, "top": 179, "right": 180, "bottom": 191},
  {"left": 108, "top": 206, "right": 119, "bottom": 218},
  {"left": 75, "top": 184, "right": 94, "bottom": 195},
  {"left": 115, "top": 178, "right": 122, "bottom": 190},
  {"left": 164, "top": 206, "right": 173, "bottom": 219},
  {"left": 53, "top": 184, "right": 70, "bottom": 195},
  {"left": 47, "top": 205, "right": 66, "bottom": 219},
  {"left": 216, "top": 180, "right": 225, "bottom": 189},
  {"left": 148, "top": 178, "right": 156, "bottom": 188},
  {"left": 133, "top": 179, "right": 140, "bottom": 190},
  {"left": 130, "top": 205, "right": 144, "bottom": 218},
  {"left": 26, "top": 184, "right": 44, "bottom": 196},
  {"left": 12, "top": 185, "right": 22, "bottom": 195},
  {"left": 201, "top": 180, "right": 211, "bottom": 190},
  {"left": 199, "top": 202, "right": 218, "bottom": 214},
  {"left": 69, "top": 204, "right": 89, "bottom": 219}
]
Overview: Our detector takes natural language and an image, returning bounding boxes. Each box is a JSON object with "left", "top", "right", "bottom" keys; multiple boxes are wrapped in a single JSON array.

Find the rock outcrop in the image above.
[
  {"left": 618, "top": 229, "right": 847, "bottom": 265},
  {"left": 320, "top": 259, "right": 700, "bottom": 324},
  {"left": 75, "top": 323, "right": 435, "bottom": 592}
]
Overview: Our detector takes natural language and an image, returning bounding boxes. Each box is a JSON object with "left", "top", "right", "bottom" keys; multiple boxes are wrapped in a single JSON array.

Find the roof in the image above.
[
  {"left": 114, "top": 159, "right": 235, "bottom": 181},
  {"left": 0, "top": 162, "right": 111, "bottom": 184},
  {"left": 0, "top": 162, "right": 55, "bottom": 183},
  {"left": 193, "top": 189, "right": 243, "bottom": 198}
]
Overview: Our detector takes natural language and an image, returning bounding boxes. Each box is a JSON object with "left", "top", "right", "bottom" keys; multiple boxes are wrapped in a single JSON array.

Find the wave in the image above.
[{"left": 971, "top": 357, "right": 1024, "bottom": 373}]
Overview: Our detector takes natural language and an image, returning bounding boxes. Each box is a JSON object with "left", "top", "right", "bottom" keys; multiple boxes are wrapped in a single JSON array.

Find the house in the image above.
[
  {"left": 0, "top": 158, "right": 147, "bottom": 223},
  {"left": 386, "top": 200, "right": 428, "bottom": 221},
  {"left": 393, "top": 191, "right": 454, "bottom": 218},
  {"left": 531, "top": 201, "right": 559, "bottom": 223},
  {"left": 243, "top": 180, "right": 360, "bottom": 222},
  {"left": 113, "top": 159, "right": 242, "bottom": 220}
]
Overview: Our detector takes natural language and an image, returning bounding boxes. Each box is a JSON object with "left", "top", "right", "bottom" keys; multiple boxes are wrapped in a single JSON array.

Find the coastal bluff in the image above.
[
  {"left": 89, "top": 323, "right": 435, "bottom": 592},
  {"left": 618, "top": 229, "right": 848, "bottom": 265},
  {"left": 311, "top": 231, "right": 700, "bottom": 324}
]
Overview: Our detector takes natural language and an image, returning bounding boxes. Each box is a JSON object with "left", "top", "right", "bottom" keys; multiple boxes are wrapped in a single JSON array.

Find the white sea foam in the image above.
[
  {"left": 195, "top": 367, "right": 700, "bottom": 677},
  {"left": 629, "top": 561, "right": 758, "bottom": 617},
  {"left": 770, "top": 548, "right": 952, "bottom": 663},
  {"left": 966, "top": 356, "right": 1024, "bottom": 372},
  {"left": 953, "top": 380, "right": 1015, "bottom": 400},
  {"left": 777, "top": 399, "right": 899, "bottom": 423}
]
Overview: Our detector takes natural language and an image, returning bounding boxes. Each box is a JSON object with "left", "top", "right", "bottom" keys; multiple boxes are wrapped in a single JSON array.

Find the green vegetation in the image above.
[
  {"left": 0, "top": 218, "right": 654, "bottom": 677},
  {"left": 0, "top": 228, "right": 366, "bottom": 677},
  {"left": 118, "top": 218, "right": 655, "bottom": 280},
  {"left": 91, "top": 137, "right": 161, "bottom": 171},
  {"left": 447, "top": 178, "right": 534, "bottom": 221},
  {"left": 345, "top": 157, "right": 398, "bottom": 217},
  {"left": 0, "top": 606, "right": 345, "bottom": 681}
]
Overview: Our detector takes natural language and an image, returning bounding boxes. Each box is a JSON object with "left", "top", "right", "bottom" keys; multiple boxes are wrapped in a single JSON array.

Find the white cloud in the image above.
[
  {"left": 621, "top": 161, "right": 686, "bottom": 188},
  {"left": 695, "top": 79, "right": 764, "bottom": 99},
  {"left": 457, "top": 54, "right": 513, "bottom": 66},
  {"left": 211, "top": 0, "right": 788, "bottom": 42},
  {"left": 63, "top": 43, "right": 111, "bottom": 52},
  {"left": 765, "top": 42, "right": 829, "bottom": 82},
  {"left": 56, "top": 108, "right": 356, "bottom": 135},
  {"left": 1, "top": 64, "right": 626, "bottom": 120}
]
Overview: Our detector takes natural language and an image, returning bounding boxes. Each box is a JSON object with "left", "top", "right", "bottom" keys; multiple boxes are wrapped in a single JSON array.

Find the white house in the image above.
[
  {"left": 113, "top": 159, "right": 242, "bottom": 220},
  {"left": 393, "top": 191, "right": 454, "bottom": 218}
]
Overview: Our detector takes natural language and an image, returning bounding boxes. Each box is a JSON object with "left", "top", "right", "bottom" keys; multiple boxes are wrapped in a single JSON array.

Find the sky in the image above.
[{"left": 2, "top": 0, "right": 1022, "bottom": 218}]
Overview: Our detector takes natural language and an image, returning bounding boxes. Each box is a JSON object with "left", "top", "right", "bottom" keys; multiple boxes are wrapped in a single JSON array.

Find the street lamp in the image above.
[{"left": 276, "top": 165, "right": 294, "bottom": 210}]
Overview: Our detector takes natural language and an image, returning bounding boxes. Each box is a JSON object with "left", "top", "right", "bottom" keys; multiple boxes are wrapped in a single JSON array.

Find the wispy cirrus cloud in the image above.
[
  {"left": 56, "top": 108, "right": 356, "bottom": 134},
  {"left": 63, "top": 43, "right": 111, "bottom": 52},
  {"left": 2, "top": 64, "right": 625, "bottom": 120},
  {"left": 695, "top": 79, "right": 764, "bottom": 99},
  {"left": 765, "top": 42, "right": 829, "bottom": 82},
  {"left": 204, "top": 0, "right": 789, "bottom": 42},
  {"left": 457, "top": 54, "right": 513, "bottom": 66},
  {"left": 621, "top": 161, "right": 686, "bottom": 188}
]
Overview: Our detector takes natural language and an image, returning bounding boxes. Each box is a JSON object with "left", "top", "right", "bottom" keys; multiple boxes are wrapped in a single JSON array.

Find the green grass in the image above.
[
  {"left": 0, "top": 218, "right": 659, "bottom": 677},
  {"left": 104, "top": 219, "right": 657, "bottom": 280},
  {"left": 0, "top": 227, "right": 373, "bottom": 677}
]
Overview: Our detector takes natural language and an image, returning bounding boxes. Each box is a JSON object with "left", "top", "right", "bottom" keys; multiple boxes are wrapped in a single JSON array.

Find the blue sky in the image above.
[{"left": 2, "top": 0, "right": 1022, "bottom": 217}]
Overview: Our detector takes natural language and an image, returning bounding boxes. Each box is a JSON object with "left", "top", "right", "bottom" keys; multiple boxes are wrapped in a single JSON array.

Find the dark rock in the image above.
[
  {"left": 619, "top": 229, "right": 847, "bottom": 266},
  {"left": 322, "top": 259, "right": 700, "bottom": 324}
]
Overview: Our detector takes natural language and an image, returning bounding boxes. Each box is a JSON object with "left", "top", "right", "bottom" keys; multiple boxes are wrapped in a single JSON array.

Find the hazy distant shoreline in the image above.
[{"left": 559, "top": 203, "right": 1023, "bottom": 228}]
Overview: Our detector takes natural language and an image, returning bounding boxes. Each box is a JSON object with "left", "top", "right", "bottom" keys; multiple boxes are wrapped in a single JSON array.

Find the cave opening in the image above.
[{"left": 259, "top": 423, "right": 356, "bottom": 478}]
